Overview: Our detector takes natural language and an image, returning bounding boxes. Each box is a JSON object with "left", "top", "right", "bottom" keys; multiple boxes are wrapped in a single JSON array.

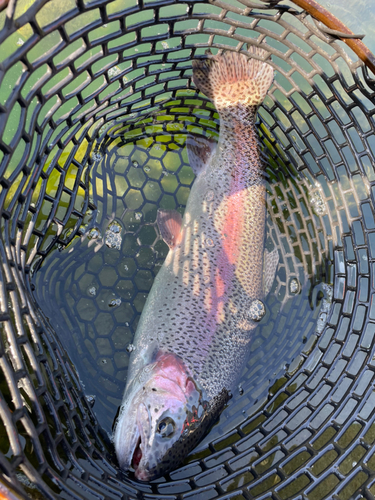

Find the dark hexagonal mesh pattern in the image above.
[{"left": 2, "top": 0, "right": 375, "bottom": 498}]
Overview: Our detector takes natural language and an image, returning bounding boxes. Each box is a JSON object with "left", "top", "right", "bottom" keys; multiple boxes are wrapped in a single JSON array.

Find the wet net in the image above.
[{"left": 1, "top": 0, "right": 375, "bottom": 498}]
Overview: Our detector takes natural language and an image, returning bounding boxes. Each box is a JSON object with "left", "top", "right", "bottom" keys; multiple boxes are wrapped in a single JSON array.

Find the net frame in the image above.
[{"left": 1, "top": 0, "right": 375, "bottom": 499}]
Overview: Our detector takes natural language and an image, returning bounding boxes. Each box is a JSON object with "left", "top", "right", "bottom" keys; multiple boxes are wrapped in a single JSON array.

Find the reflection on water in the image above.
[
  {"left": 32, "top": 102, "right": 334, "bottom": 450},
  {"left": 318, "top": 0, "right": 375, "bottom": 54}
]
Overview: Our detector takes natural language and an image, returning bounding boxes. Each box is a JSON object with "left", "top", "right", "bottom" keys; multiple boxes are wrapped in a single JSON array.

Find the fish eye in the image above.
[{"left": 156, "top": 417, "right": 176, "bottom": 438}]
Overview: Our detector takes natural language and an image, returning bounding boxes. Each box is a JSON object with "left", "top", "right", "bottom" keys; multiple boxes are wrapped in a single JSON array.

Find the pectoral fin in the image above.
[
  {"left": 157, "top": 209, "right": 183, "bottom": 249},
  {"left": 264, "top": 248, "right": 279, "bottom": 295},
  {"left": 186, "top": 134, "right": 216, "bottom": 176}
]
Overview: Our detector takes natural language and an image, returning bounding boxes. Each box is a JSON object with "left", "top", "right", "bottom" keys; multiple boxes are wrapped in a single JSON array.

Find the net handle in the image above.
[{"left": 291, "top": 0, "right": 375, "bottom": 74}]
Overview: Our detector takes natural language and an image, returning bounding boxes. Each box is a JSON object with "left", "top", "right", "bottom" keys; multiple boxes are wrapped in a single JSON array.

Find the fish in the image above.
[{"left": 113, "top": 47, "right": 277, "bottom": 481}]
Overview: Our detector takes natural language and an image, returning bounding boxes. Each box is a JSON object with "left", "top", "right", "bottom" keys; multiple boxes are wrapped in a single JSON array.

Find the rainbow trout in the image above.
[{"left": 114, "top": 48, "right": 276, "bottom": 481}]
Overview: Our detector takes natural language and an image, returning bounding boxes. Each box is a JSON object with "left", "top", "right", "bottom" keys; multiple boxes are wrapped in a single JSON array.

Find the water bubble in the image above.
[
  {"left": 321, "top": 299, "right": 330, "bottom": 314},
  {"left": 238, "top": 384, "right": 244, "bottom": 396},
  {"left": 109, "top": 298, "right": 121, "bottom": 307},
  {"left": 125, "top": 322, "right": 129, "bottom": 327},
  {"left": 135, "top": 212, "right": 142, "bottom": 221},
  {"left": 154, "top": 144, "right": 161, "bottom": 151},
  {"left": 144, "top": 166, "right": 151, "bottom": 172},
  {"left": 316, "top": 284, "right": 333, "bottom": 334},
  {"left": 106, "top": 232, "right": 121, "bottom": 249},
  {"left": 108, "top": 223, "right": 120, "bottom": 233},
  {"left": 86, "top": 395, "right": 96, "bottom": 407},
  {"left": 88, "top": 228, "right": 101, "bottom": 240},
  {"left": 105, "top": 222, "right": 122, "bottom": 249},
  {"left": 289, "top": 278, "right": 300, "bottom": 295},
  {"left": 126, "top": 344, "right": 135, "bottom": 353},
  {"left": 92, "top": 151, "right": 103, "bottom": 162},
  {"left": 316, "top": 313, "right": 327, "bottom": 334},
  {"left": 205, "top": 237, "right": 214, "bottom": 248},
  {"left": 322, "top": 283, "right": 333, "bottom": 301},
  {"left": 161, "top": 41, "right": 169, "bottom": 49},
  {"left": 309, "top": 190, "right": 326, "bottom": 215},
  {"left": 102, "top": 359, "right": 107, "bottom": 364},
  {"left": 124, "top": 265, "right": 129, "bottom": 271},
  {"left": 88, "top": 286, "right": 97, "bottom": 296},
  {"left": 108, "top": 65, "right": 121, "bottom": 77},
  {"left": 17, "top": 38, "right": 24, "bottom": 46},
  {"left": 132, "top": 160, "right": 139, "bottom": 167},
  {"left": 248, "top": 299, "right": 266, "bottom": 322}
]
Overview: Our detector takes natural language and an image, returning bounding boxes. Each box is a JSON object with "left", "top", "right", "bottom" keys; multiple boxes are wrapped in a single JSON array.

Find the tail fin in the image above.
[{"left": 192, "top": 47, "right": 273, "bottom": 108}]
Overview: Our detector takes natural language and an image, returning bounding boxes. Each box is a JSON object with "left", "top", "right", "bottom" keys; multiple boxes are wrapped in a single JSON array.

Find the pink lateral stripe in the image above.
[{"left": 222, "top": 188, "right": 246, "bottom": 265}]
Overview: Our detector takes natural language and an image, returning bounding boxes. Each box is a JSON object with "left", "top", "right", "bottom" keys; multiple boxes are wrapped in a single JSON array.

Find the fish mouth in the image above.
[
  {"left": 133, "top": 403, "right": 151, "bottom": 481},
  {"left": 132, "top": 435, "right": 142, "bottom": 471},
  {"left": 113, "top": 402, "right": 141, "bottom": 473}
]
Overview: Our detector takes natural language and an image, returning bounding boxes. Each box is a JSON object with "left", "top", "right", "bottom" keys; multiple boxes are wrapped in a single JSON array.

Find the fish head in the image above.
[{"left": 114, "top": 352, "right": 208, "bottom": 481}]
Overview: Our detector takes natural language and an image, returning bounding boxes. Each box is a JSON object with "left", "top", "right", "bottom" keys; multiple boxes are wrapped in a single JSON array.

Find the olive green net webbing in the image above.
[{"left": 1, "top": 0, "right": 375, "bottom": 498}]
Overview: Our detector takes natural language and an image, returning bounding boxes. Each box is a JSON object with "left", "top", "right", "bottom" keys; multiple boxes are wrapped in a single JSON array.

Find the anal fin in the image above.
[{"left": 157, "top": 209, "right": 183, "bottom": 249}]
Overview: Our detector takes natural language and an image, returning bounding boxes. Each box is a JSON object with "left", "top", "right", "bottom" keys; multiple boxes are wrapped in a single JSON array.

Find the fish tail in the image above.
[{"left": 192, "top": 47, "right": 274, "bottom": 108}]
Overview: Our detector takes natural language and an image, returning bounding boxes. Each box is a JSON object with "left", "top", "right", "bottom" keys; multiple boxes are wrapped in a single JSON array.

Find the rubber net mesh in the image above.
[{"left": 1, "top": 0, "right": 375, "bottom": 498}]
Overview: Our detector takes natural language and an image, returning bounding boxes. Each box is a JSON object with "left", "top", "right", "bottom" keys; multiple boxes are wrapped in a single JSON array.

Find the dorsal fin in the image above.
[
  {"left": 186, "top": 135, "right": 216, "bottom": 176},
  {"left": 157, "top": 209, "right": 183, "bottom": 249}
]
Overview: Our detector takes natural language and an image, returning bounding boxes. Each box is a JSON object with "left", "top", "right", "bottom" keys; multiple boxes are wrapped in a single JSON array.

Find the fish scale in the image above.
[{"left": 114, "top": 47, "right": 276, "bottom": 481}]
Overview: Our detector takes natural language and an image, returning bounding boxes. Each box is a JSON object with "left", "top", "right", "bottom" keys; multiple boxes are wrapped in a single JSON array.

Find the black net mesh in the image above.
[{"left": 2, "top": 0, "right": 375, "bottom": 498}]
